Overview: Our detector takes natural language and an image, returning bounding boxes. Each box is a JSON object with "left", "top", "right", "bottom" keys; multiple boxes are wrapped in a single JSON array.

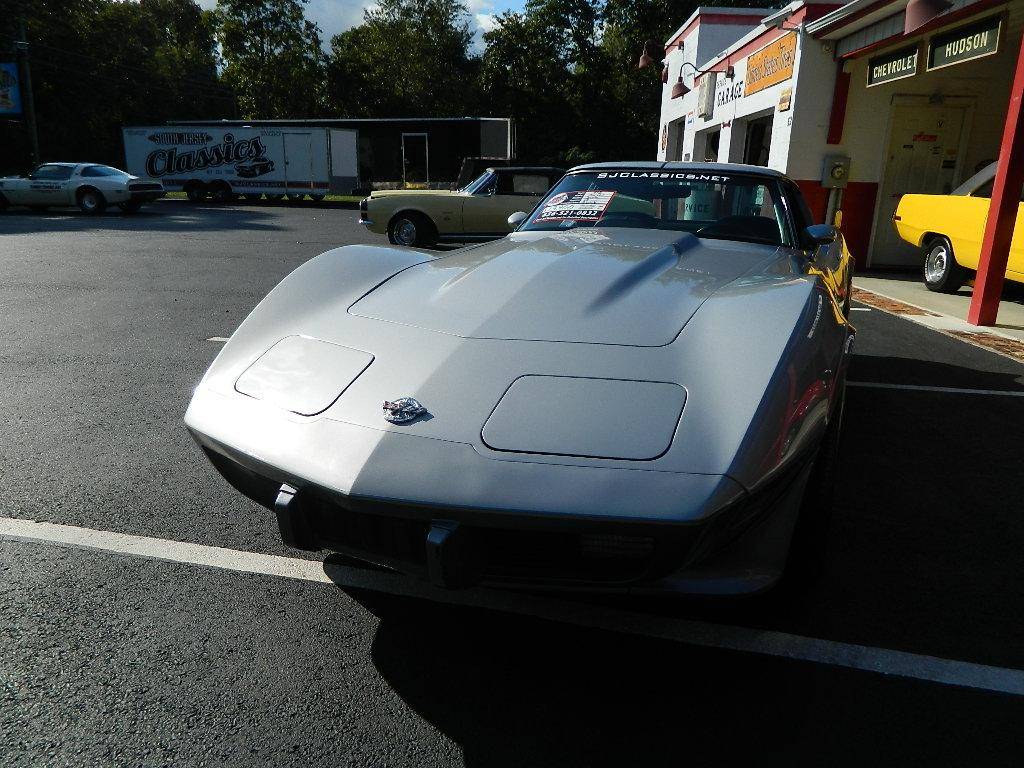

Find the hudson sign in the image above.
[{"left": 927, "top": 16, "right": 1001, "bottom": 71}]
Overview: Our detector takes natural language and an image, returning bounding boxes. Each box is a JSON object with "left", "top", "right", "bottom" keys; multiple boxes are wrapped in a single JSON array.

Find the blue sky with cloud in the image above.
[{"left": 196, "top": 0, "right": 525, "bottom": 45}]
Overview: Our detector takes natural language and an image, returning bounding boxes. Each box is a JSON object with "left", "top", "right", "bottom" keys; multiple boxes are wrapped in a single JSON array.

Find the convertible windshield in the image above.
[
  {"left": 521, "top": 171, "right": 793, "bottom": 247},
  {"left": 459, "top": 171, "right": 494, "bottom": 194}
]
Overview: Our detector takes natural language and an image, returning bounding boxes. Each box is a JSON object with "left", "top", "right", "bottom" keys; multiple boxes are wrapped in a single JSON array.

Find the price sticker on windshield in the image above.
[{"left": 535, "top": 190, "right": 616, "bottom": 222}]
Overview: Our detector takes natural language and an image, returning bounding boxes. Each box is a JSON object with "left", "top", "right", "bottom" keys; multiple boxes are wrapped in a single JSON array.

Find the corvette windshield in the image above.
[{"left": 521, "top": 171, "right": 793, "bottom": 247}]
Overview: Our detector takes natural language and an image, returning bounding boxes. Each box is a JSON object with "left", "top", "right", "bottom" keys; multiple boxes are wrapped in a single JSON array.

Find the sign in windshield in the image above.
[{"left": 522, "top": 172, "right": 792, "bottom": 247}]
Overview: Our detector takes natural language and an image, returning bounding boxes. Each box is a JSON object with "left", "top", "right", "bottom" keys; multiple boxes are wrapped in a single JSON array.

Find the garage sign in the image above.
[
  {"left": 927, "top": 15, "right": 1001, "bottom": 71},
  {"left": 0, "top": 63, "right": 21, "bottom": 114},
  {"left": 744, "top": 33, "right": 796, "bottom": 96},
  {"left": 867, "top": 45, "right": 919, "bottom": 87}
]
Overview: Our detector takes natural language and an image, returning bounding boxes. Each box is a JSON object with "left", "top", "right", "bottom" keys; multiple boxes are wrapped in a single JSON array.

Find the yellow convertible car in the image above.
[
  {"left": 359, "top": 166, "right": 564, "bottom": 247},
  {"left": 894, "top": 162, "right": 1024, "bottom": 292}
]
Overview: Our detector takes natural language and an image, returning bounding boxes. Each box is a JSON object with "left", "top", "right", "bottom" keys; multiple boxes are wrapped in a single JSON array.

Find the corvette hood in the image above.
[{"left": 350, "top": 229, "right": 781, "bottom": 346}]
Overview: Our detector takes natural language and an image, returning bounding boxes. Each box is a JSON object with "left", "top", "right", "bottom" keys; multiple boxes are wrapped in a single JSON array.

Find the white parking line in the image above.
[
  {"left": 850, "top": 307, "right": 872, "bottom": 312},
  {"left": 2, "top": 516, "right": 1023, "bottom": 696},
  {"left": 206, "top": 336, "right": 230, "bottom": 343},
  {"left": 847, "top": 381, "right": 1024, "bottom": 397}
]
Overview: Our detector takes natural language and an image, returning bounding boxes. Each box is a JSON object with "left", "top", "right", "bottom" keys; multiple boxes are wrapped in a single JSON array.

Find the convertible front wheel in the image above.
[
  {"left": 923, "top": 237, "right": 967, "bottom": 293},
  {"left": 388, "top": 213, "right": 436, "bottom": 247}
]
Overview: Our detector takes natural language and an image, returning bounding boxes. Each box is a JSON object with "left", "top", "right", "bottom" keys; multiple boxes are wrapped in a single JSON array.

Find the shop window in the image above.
[
  {"left": 742, "top": 116, "right": 773, "bottom": 167},
  {"left": 696, "top": 129, "right": 720, "bottom": 162}
]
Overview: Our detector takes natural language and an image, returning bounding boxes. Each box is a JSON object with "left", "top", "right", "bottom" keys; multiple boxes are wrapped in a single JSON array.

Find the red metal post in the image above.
[{"left": 967, "top": 32, "right": 1024, "bottom": 326}]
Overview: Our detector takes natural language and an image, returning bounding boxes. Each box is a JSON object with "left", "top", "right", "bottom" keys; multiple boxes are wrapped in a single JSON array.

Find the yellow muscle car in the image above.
[
  {"left": 894, "top": 162, "right": 1024, "bottom": 292},
  {"left": 359, "top": 166, "right": 564, "bottom": 247}
]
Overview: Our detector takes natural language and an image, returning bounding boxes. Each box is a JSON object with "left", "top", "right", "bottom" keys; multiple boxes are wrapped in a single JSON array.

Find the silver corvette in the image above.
[{"left": 186, "top": 162, "right": 855, "bottom": 595}]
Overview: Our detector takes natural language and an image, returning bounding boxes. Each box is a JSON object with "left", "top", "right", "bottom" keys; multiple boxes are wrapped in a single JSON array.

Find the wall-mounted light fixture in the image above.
[
  {"left": 904, "top": 0, "right": 952, "bottom": 34},
  {"left": 638, "top": 40, "right": 666, "bottom": 70},
  {"left": 671, "top": 62, "right": 735, "bottom": 99}
]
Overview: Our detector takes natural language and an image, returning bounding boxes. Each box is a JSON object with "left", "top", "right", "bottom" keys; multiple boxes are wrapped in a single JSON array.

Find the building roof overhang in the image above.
[{"left": 807, "top": 0, "right": 988, "bottom": 40}]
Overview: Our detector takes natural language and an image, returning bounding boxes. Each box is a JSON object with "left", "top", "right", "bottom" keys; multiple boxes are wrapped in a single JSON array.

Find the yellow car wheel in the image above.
[
  {"left": 922, "top": 236, "right": 967, "bottom": 293},
  {"left": 388, "top": 212, "right": 436, "bottom": 248}
]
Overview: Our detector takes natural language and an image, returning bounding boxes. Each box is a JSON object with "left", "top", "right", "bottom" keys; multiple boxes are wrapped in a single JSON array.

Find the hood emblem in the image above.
[{"left": 383, "top": 397, "right": 427, "bottom": 424}]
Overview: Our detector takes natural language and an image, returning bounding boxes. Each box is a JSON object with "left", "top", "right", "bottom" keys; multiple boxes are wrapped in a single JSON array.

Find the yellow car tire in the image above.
[
  {"left": 922, "top": 236, "right": 968, "bottom": 294},
  {"left": 388, "top": 212, "right": 437, "bottom": 248}
]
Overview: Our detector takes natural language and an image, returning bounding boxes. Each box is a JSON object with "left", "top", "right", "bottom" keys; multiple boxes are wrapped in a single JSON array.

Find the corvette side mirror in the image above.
[
  {"left": 805, "top": 224, "right": 837, "bottom": 246},
  {"left": 507, "top": 211, "right": 528, "bottom": 228}
]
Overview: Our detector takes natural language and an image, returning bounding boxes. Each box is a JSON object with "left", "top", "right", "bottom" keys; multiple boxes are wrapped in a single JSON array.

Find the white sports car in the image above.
[{"left": 0, "top": 162, "right": 165, "bottom": 214}]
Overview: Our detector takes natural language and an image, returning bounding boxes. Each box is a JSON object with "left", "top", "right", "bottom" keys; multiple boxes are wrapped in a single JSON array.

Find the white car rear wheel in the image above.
[{"left": 77, "top": 188, "right": 106, "bottom": 215}]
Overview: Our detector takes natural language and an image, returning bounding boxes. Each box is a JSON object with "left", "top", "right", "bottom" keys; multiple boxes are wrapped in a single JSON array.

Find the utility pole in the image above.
[{"left": 15, "top": 17, "right": 39, "bottom": 167}]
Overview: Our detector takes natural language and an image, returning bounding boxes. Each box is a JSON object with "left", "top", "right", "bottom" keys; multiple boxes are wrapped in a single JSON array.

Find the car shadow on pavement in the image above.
[
  {"left": 344, "top": 587, "right": 819, "bottom": 766},
  {"left": 0, "top": 201, "right": 290, "bottom": 235},
  {"left": 848, "top": 352, "right": 1024, "bottom": 389},
  {"left": 329, "top": 586, "right": 1022, "bottom": 766}
]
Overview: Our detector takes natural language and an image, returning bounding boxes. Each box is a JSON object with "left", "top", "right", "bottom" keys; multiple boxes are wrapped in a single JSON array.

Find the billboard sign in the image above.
[
  {"left": 0, "top": 63, "right": 21, "bottom": 114},
  {"left": 744, "top": 32, "right": 796, "bottom": 97}
]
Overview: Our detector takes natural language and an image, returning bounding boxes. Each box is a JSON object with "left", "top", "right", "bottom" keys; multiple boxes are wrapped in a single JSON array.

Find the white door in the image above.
[
  {"left": 283, "top": 132, "right": 313, "bottom": 195},
  {"left": 873, "top": 105, "right": 966, "bottom": 266}
]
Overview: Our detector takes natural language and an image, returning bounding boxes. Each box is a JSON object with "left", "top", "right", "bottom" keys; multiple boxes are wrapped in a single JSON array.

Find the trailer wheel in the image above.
[
  {"left": 210, "top": 182, "right": 237, "bottom": 203},
  {"left": 310, "top": 193, "right": 326, "bottom": 202},
  {"left": 184, "top": 182, "right": 207, "bottom": 202},
  {"left": 0, "top": 192, "right": 9, "bottom": 211},
  {"left": 286, "top": 193, "right": 306, "bottom": 202},
  {"left": 265, "top": 194, "right": 284, "bottom": 202}
]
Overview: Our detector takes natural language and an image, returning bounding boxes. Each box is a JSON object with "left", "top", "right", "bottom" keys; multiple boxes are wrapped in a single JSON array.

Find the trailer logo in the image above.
[
  {"left": 147, "top": 131, "right": 213, "bottom": 145},
  {"left": 144, "top": 133, "right": 274, "bottom": 178}
]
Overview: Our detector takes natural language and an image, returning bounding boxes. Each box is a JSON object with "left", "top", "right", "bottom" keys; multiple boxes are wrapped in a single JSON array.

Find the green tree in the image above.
[
  {"left": 327, "top": 0, "right": 477, "bottom": 118},
  {"left": 0, "top": 0, "right": 225, "bottom": 173},
  {"left": 478, "top": 9, "right": 575, "bottom": 165},
  {"left": 216, "top": 0, "right": 326, "bottom": 119}
]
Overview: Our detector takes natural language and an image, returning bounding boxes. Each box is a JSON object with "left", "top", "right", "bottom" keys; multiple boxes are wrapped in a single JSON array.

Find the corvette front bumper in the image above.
[{"left": 186, "top": 387, "right": 810, "bottom": 595}]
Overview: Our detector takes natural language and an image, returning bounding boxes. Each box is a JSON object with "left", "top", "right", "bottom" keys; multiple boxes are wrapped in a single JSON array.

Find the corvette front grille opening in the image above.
[{"left": 579, "top": 533, "right": 656, "bottom": 559}]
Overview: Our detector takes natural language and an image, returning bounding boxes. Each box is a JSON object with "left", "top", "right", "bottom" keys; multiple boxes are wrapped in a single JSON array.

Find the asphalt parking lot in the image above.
[{"left": 2, "top": 200, "right": 1023, "bottom": 767}]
